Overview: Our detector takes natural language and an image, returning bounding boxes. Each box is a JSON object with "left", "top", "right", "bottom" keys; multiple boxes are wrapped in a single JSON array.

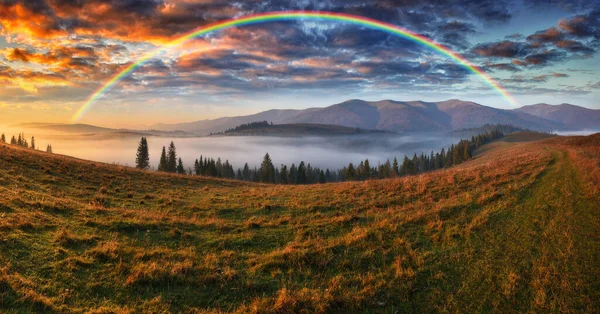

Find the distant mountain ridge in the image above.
[
  {"left": 150, "top": 99, "right": 596, "bottom": 134},
  {"left": 515, "top": 103, "right": 600, "bottom": 130}
]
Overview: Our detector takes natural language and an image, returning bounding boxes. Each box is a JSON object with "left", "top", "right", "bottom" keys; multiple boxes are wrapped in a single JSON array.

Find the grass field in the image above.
[{"left": 0, "top": 133, "right": 599, "bottom": 313}]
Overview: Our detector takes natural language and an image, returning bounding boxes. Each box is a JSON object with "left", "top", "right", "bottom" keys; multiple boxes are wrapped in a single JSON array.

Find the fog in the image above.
[
  {"left": 552, "top": 130, "right": 600, "bottom": 136},
  {"left": 0, "top": 125, "right": 462, "bottom": 170}
]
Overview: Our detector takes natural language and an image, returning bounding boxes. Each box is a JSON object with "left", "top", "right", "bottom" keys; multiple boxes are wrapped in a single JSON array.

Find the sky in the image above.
[{"left": 0, "top": 0, "right": 599, "bottom": 128}]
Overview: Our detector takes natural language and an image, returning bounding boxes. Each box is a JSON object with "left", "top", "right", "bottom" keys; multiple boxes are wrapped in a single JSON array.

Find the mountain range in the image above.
[{"left": 150, "top": 99, "right": 599, "bottom": 135}]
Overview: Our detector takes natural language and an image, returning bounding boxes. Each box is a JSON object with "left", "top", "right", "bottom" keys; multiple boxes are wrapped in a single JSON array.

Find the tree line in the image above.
[
  {"left": 210, "top": 121, "right": 273, "bottom": 135},
  {"left": 1, "top": 132, "right": 53, "bottom": 153},
  {"left": 136, "top": 129, "right": 505, "bottom": 183}
]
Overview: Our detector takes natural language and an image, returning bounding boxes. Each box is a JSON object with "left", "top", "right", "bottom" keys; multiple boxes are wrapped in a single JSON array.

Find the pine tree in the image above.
[
  {"left": 158, "top": 146, "right": 168, "bottom": 172},
  {"left": 400, "top": 156, "right": 414, "bottom": 176},
  {"left": 46, "top": 144, "right": 52, "bottom": 153},
  {"left": 167, "top": 141, "right": 177, "bottom": 173},
  {"left": 259, "top": 153, "right": 275, "bottom": 183},
  {"left": 280, "top": 165, "right": 289, "bottom": 184},
  {"left": 346, "top": 163, "right": 356, "bottom": 180},
  {"left": 392, "top": 157, "right": 399, "bottom": 176},
  {"left": 10, "top": 136, "right": 16, "bottom": 145},
  {"left": 30, "top": 136, "right": 35, "bottom": 149},
  {"left": 242, "top": 163, "right": 250, "bottom": 181},
  {"left": 363, "top": 159, "right": 371, "bottom": 179},
  {"left": 297, "top": 162, "right": 307, "bottom": 184},
  {"left": 17, "top": 133, "right": 22, "bottom": 146},
  {"left": 135, "top": 137, "right": 150, "bottom": 169},
  {"left": 0, "top": 133, "right": 5, "bottom": 143},
  {"left": 177, "top": 157, "right": 186, "bottom": 174}
]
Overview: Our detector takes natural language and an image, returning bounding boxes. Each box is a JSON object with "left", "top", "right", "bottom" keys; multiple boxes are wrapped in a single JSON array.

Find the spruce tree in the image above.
[
  {"left": 364, "top": 159, "right": 371, "bottom": 179},
  {"left": 297, "top": 162, "right": 307, "bottom": 184},
  {"left": 346, "top": 163, "right": 356, "bottom": 180},
  {"left": 280, "top": 165, "right": 289, "bottom": 184},
  {"left": 31, "top": 136, "right": 35, "bottom": 149},
  {"left": 392, "top": 157, "right": 399, "bottom": 176},
  {"left": 10, "top": 136, "right": 16, "bottom": 145},
  {"left": 167, "top": 141, "right": 177, "bottom": 172},
  {"left": 46, "top": 144, "right": 52, "bottom": 153},
  {"left": 135, "top": 137, "right": 150, "bottom": 169},
  {"left": 177, "top": 157, "right": 186, "bottom": 174},
  {"left": 242, "top": 163, "right": 250, "bottom": 181},
  {"left": 259, "top": 153, "right": 275, "bottom": 183},
  {"left": 1, "top": 133, "right": 5, "bottom": 143},
  {"left": 158, "top": 146, "right": 168, "bottom": 172},
  {"left": 319, "top": 170, "right": 326, "bottom": 184}
]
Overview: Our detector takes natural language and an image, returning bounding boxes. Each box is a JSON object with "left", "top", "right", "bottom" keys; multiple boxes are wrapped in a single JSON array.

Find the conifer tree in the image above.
[
  {"left": 297, "top": 161, "right": 307, "bottom": 184},
  {"left": 135, "top": 137, "right": 150, "bottom": 169},
  {"left": 319, "top": 170, "right": 326, "bottom": 183},
  {"left": 10, "top": 136, "right": 16, "bottom": 145},
  {"left": 242, "top": 163, "right": 250, "bottom": 181},
  {"left": 167, "top": 141, "right": 177, "bottom": 172},
  {"left": 177, "top": 157, "right": 186, "bottom": 174},
  {"left": 158, "top": 146, "right": 168, "bottom": 172},
  {"left": 30, "top": 136, "right": 35, "bottom": 149},
  {"left": 364, "top": 159, "right": 371, "bottom": 179},
  {"left": 280, "top": 165, "right": 289, "bottom": 184},
  {"left": 392, "top": 157, "right": 399, "bottom": 176},
  {"left": 346, "top": 163, "right": 357, "bottom": 180},
  {"left": 46, "top": 144, "right": 53, "bottom": 153},
  {"left": 1, "top": 133, "right": 5, "bottom": 143},
  {"left": 259, "top": 153, "right": 275, "bottom": 183}
]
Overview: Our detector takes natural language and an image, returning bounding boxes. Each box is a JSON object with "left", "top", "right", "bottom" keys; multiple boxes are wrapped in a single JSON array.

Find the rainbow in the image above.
[{"left": 71, "top": 11, "right": 518, "bottom": 122}]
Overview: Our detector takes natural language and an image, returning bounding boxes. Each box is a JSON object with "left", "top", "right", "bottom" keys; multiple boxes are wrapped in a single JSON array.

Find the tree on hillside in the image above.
[
  {"left": 242, "top": 163, "right": 250, "bottom": 181},
  {"left": 297, "top": 161, "right": 307, "bottom": 184},
  {"left": 177, "top": 157, "right": 186, "bottom": 174},
  {"left": 31, "top": 136, "right": 35, "bottom": 150},
  {"left": 280, "top": 164, "right": 289, "bottom": 184},
  {"left": 400, "top": 155, "right": 415, "bottom": 176},
  {"left": 46, "top": 144, "right": 53, "bottom": 153},
  {"left": 392, "top": 157, "right": 399, "bottom": 177},
  {"left": 17, "top": 133, "right": 22, "bottom": 146},
  {"left": 259, "top": 153, "right": 275, "bottom": 183},
  {"left": 158, "top": 146, "right": 168, "bottom": 172},
  {"left": 167, "top": 141, "right": 177, "bottom": 173},
  {"left": 10, "top": 136, "right": 16, "bottom": 145},
  {"left": 346, "top": 162, "right": 357, "bottom": 180},
  {"left": 1, "top": 133, "right": 5, "bottom": 143},
  {"left": 319, "top": 170, "right": 326, "bottom": 184},
  {"left": 135, "top": 137, "right": 150, "bottom": 169},
  {"left": 364, "top": 159, "right": 371, "bottom": 180}
]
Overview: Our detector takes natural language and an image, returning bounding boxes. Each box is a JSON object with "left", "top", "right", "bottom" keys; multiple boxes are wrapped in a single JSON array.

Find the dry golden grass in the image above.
[{"left": 0, "top": 134, "right": 599, "bottom": 313}]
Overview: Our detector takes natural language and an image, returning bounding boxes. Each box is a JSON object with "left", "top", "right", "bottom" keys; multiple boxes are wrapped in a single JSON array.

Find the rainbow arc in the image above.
[{"left": 72, "top": 11, "right": 517, "bottom": 122}]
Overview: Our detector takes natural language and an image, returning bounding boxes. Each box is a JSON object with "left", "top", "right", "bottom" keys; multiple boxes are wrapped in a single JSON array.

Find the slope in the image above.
[{"left": 0, "top": 134, "right": 599, "bottom": 313}]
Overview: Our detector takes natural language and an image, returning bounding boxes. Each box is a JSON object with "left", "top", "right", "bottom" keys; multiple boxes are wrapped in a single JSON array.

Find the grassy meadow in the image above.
[{"left": 0, "top": 132, "right": 599, "bottom": 313}]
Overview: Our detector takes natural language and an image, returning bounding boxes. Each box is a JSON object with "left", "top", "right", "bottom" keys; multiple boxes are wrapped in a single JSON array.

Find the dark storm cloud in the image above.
[
  {"left": 472, "top": 41, "right": 529, "bottom": 58},
  {"left": 484, "top": 63, "right": 521, "bottom": 72}
]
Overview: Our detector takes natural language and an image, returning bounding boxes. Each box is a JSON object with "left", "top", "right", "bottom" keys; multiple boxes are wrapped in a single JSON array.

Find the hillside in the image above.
[
  {"left": 1, "top": 135, "right": 599, "bottom": 312},
  {"left": 516, "top": 103, "right": 600, "bottom": 130},
  {"left": 150, "top": 99, "right": 571, "bottom": 134},
  {"left": 212, "top": 123, "right": 389, "bottom": 137}
]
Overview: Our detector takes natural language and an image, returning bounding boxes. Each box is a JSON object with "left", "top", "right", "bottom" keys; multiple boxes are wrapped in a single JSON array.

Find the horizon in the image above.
[{"left": 4, "top": 98, "right": 598, "bottom": 130}]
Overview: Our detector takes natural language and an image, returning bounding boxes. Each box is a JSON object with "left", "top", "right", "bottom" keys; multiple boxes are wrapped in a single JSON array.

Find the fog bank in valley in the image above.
[{"left": 0, "top": 125, "right": 467, "bottom": 171}]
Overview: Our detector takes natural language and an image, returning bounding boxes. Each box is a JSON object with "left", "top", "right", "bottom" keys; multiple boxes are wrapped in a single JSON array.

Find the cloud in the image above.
[{"left": 473, "top": 41, "right": 528, "bottom": 58}]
